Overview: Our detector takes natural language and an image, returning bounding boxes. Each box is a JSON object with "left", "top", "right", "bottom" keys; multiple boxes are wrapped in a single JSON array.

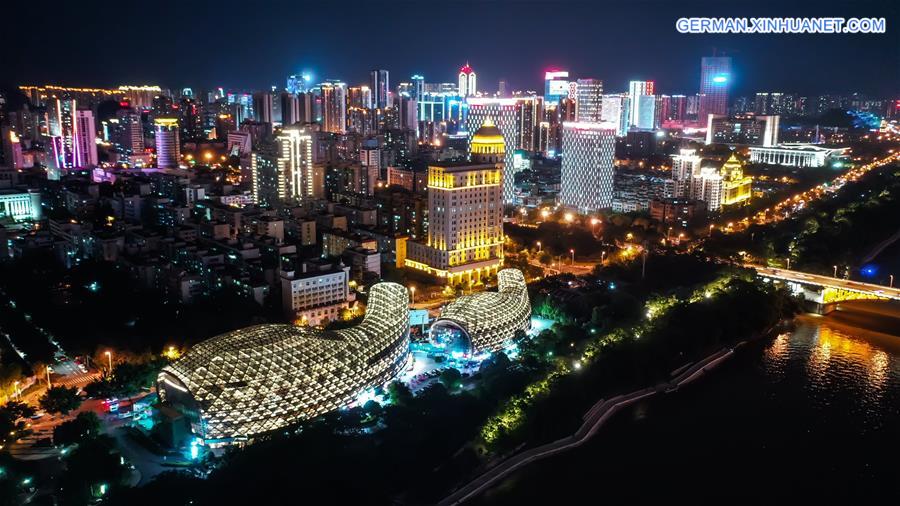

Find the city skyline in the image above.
[{"left": 3, "top": 0, "right": 898, "bottom": 97}]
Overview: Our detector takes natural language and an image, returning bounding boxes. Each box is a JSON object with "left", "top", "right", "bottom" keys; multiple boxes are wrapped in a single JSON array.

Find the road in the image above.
[
  {"left": 717, "top": 151, "right": 900, "bottom": 233},
  {"left": 751, "top": 265, "right": 900, "bottom": 301}
]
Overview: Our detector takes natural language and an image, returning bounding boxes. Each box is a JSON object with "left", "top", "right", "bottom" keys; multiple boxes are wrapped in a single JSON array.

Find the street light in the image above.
[
  {"left": 409, "top": 286, "right": 415, "bottom": 304},
  {"left": 569, "top": 249, "right": 575, "bottom": 265},
  {"left": 833, "top": 265, "right": 838, "bottom": 278},
  {"left": 46, "top": 366, "right": 51, "bottom": 388},
  {"left": 105, "top": 351, "right": 112, "bottom": 374},
  {"left": 13, "top": 381, "right": 19, "bottom": 401},
  {"left": 890, "top": 274, "right": 894, "bottom": 288},
  {"left": 536, "top": 241, "right": 542, "bottom": 253},
  {"left": 564, "top": 212, "right": 574, "bottom": 223},
  {"left": 786, "top": 258, "right": 791, "bottom": 270}
]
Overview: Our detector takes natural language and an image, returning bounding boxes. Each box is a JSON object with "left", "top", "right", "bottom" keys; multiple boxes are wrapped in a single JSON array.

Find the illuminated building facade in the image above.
[
  {"left": 748, "top": 143, "right": 847, "bottom": 168},
  {"left": 458, "top": 63, "right": 477, "bottom": 97},
  {"left": 320, "top": 81, "right": 347, "bottom": 134},
  {"left": 48, "top": 98, "right": 97, "bottom": 172},
  {"left": 689, "top": 153, "right": 751, "bottom": 211},
  {"left": 705, "top": 114, "right": 779, "bottom": 146},
  {"left": 157, "top": 282, "right": 410, "bottom": 443},
  {"left": 0, "top": 190, "right": 42, "bottom": 222},
  {"left": 575, "top": 78, "right": 603, "bottom": 122},
  {"left": 154, "top": 118, "right": 180, "bottom": 169},
  {"left": 559, "top": 122, "right": 616, "bottom": 212},
  {"left": 405, "top": 123, "right": 504, "bottom": 284},
  {"left": 430, "top": 269, "right": 530, "bottom": 355},
  {"left": 600, "top": 94, "right": 629, "bottom": 136},
  {"left": 544, "top": 70, "right": 570, "bottom": 105},
  {"left": 671, "top": 148, "right": 702, "bottom": 197},
  {"left": 280, "top": 262, "right": 352, "bottom": 325},
  {"left": 628, "top": 80, "right": 654, "bottom": 128},
  {"left": 276, "top": 127, "right": 317, "bottom": 202},
  {"left": 718, "top": 153, "right": 752, "bottom": 207},
  {"left": 465, "top": 98, "right": 519, "bottom": 203},
  {"left": 370, "top": 69, "right": 389, "bottom": 109},
  {"left": 698, "top": 56, "right": 732, "bottom": 123}
]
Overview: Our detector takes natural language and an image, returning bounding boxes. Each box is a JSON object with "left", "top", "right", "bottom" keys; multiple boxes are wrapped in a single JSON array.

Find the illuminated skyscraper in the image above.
[
  {"left": 275, "top": 126, "right": 318, "bottom": 202},
  {"left": 544, "top": 70, "right": 570, "bottom": 105},
  {"left": 671, "top": 148, "right": 702, "bottom": 197},
  {"left": 466, "top": 98, "right": 519, "bottom": 203},
  {"left": 601, "top": 94, "right": 629, "bottom": 136},
  {"left": 405, "top": 121, "right": 504, "bottom": 285},
  {"left": 320, "top": 82, "right": 347, "bottom": 134},
  {"left": 154, "top": 118, "right": 180, "bottom": 169},
  {"left": 370, "top": 69, "right": 390, "bottom": 109},
  {"left": 47, "top": 98, "right": 97, "bottom": 171},
  {"left": 575, "top": 78, "right": 603, "bottom": 123},
  {"left": 698, "top": 56, "right": 732, "bottom": 123},
  {"left": 628, "top": 80, "right": 655, "bottom": 128},
  {"left": 458, "top": 63, "right": 477, "bottom": 97},
  {"left": 559, "top": 122, "right": 616, "bottom": 212}
]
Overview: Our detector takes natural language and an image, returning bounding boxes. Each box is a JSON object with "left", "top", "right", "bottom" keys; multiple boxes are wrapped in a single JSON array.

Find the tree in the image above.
[
  {"left": 0, "top": 401, "right": 36, "bottom": 444},
  {"left": 439, "top": 368, "right": 463, "bottom": 391},
  {"left": 53, "top": 411, "right": 101, "bottom": 446},
  {"left": 386, "top": 381, "right": 413, "bottom": 407},
  {"left": 39, "top": 386, "right": 82, "bottom": 415}
]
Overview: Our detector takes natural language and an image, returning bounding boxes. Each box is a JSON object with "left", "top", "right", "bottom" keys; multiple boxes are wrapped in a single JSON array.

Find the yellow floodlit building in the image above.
[
  {"left": 404, "top": 120, "right": 505, "bottom": 285},
  {"left": 720, "top": 153, "right": 753, "bottom": 207}
]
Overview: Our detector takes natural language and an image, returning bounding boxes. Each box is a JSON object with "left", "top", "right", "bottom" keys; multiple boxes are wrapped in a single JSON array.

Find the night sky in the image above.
[{"left": 4, "top": 0, "right": 899, "bottom": 97}]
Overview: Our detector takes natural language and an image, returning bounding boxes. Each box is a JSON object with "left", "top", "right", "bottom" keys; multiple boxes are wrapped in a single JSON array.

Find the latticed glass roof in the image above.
[
  {"left": 158, "top": 282, "right": 410, "bottom": 441},
  {"left": 433, "top": 269, "right": 531, "bottom": 353}
]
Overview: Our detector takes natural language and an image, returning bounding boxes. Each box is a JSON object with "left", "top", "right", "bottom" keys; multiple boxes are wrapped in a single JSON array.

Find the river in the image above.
[{"left": 471, "top": 302, "right": 900, "bottom": 503}]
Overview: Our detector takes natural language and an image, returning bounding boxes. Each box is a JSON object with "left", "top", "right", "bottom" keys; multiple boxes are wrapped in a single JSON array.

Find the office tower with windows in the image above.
[
  {"left": 699, "top": 56, "right": 732, "bottom": 123},
  {"left": 559, "top": 122, "right": 616, "bottom": 212},
  {"left": 320, "top": 82, "right": 347, "bottom": 134},
  {"left": 370, "top": 69, "right": 389, "bottom": 109},
  {"left": 253, "top": 92, "right": 273, "bottom": 124},
  {"left": 628, "top": 80, "right": 654, "bottom": 128},
  {"left": 154, "top": 118, "right": 180, "bottom": 169},
  {"left": 575, "top": 78, "right": 603, "bottom": 122}
]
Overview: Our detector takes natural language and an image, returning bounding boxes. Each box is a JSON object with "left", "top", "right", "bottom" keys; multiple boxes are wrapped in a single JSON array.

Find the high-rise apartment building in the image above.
[
  {"left": 559, "top": 122, "right": 616, "bottom": 212},
  {"left": 320, "top": 82, "right": 347, "bottom": 134},
  {"left": 600, "top": 94, "right": 629, "bottom": 136},
  {"left": 277, "top": 126, "right": 318, "bottom": 201},
  {"left": 698, "top": 56, "right": 732, "bottom": 123},
  {"left": 628, "top": 80, "right": 655, "bottom": 128},
  {"left": 370, "top": 69, "right": 390, "bottom": 109},
  {"left": 154, "top": 118, "right": 180, "bottom": 169},
  {"left": 671, "top": 148, "right": 702, "bottom": 197},
  {"left": 575, "top": 78, "right": 603, "bottom": 122},
  {"left": 404, "top": 121, "right": 504, "bottom": 285},
  {"left": 280, "top": 92, "right": 300, "bottom": 126},
  {"left": 253, "top": 92, "right": 274, "bottom": 124}
]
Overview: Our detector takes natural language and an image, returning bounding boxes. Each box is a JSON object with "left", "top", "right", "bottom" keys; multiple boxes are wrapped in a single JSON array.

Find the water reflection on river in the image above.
[{"left": 474, "top": 309, "right": 900, "bottom": 504}]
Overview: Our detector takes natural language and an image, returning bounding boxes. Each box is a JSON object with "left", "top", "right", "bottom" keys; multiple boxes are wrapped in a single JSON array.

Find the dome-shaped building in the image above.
[
  {"left": 470, "top": 118, "right": 505, "bottom": 164},
  {"left": 157, "top": 282, "right": 410, "bottom": 443}
]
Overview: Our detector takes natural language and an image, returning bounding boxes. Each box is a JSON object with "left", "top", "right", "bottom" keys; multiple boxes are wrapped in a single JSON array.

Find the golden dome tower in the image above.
[{"left": 470, "top": 118, "right": 505, "bottom": 164}]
